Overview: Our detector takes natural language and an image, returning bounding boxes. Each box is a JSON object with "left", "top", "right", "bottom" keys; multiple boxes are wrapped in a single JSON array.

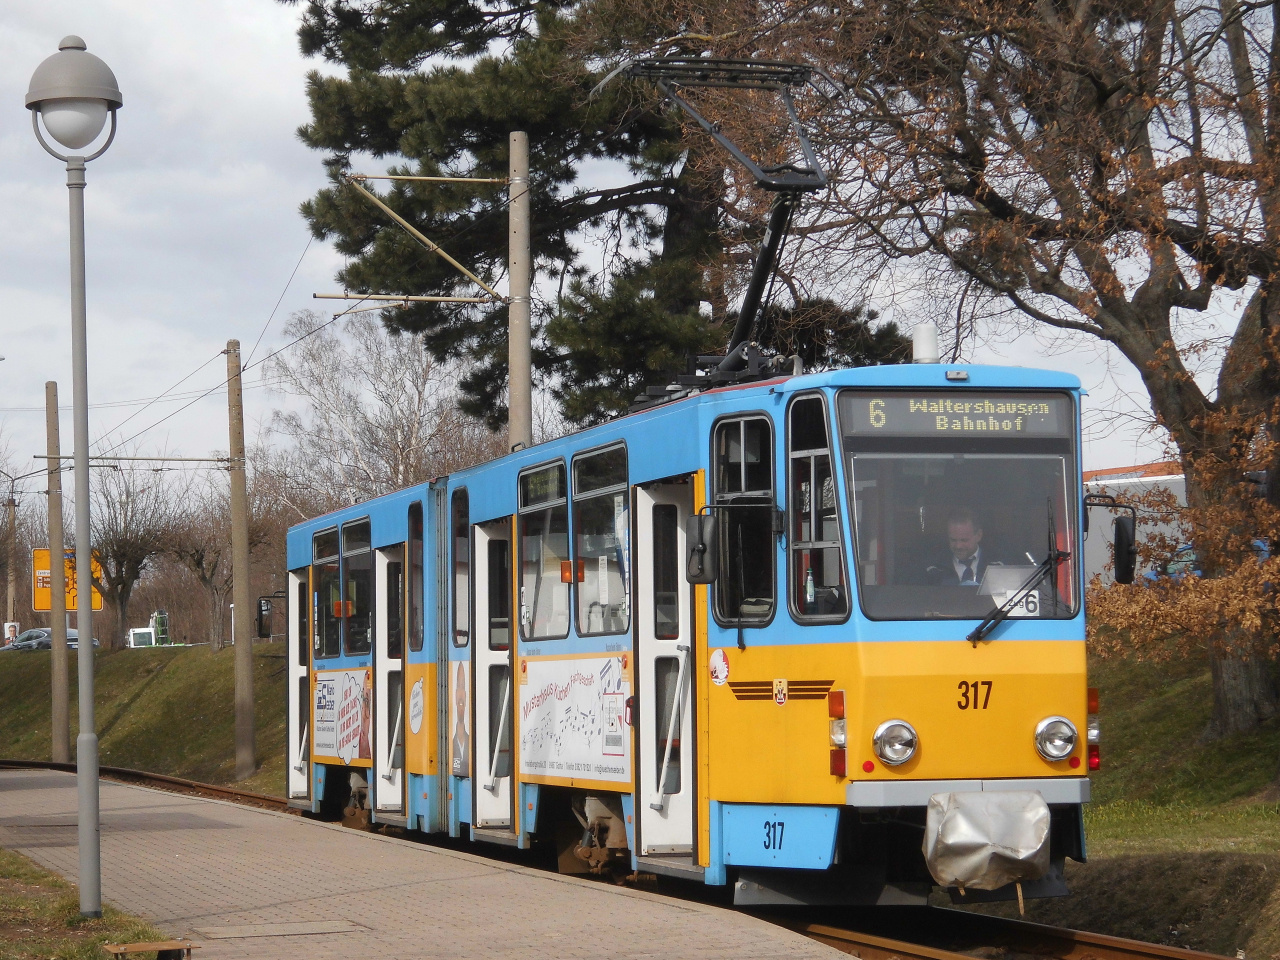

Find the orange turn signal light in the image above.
[
  {"left": 1087, "top": 687, "right": 1100, "bottom": 714},
  {"left": 828, "top": 689, "right": 845, "bottom": 719}
]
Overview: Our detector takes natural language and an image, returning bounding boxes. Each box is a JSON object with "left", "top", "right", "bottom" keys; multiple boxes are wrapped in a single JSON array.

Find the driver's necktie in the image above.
[{"left": 961, "top": 559, "right": 975, "bottom": 583}]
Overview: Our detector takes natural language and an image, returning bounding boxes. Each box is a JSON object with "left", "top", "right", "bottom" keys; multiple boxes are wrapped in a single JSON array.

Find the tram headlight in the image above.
[
  {"left": 1034, "top": 716, "right": 1078, "bottom": 761},
  {"left": 872, "top": 719, "right": 917, "bottom": 766}
]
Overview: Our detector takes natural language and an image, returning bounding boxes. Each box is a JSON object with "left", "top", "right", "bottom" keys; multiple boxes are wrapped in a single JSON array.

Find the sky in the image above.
[{"left": 0, "top": 1, "right": 1187, "bottom": 510}]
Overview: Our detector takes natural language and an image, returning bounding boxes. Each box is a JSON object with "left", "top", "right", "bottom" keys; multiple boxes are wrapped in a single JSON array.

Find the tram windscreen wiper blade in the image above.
[{"left": 965, "top": 549, "right": 1068, "bottom": 647}]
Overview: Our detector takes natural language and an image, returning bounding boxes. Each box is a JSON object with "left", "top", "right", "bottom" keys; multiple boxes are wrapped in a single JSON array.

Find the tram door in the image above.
[
  {"left": 373, "top": 547, "right": 405, "bottom": 814},
  {"left": 286, "top": 569, "right": 311, "bottom": 801},
  {"left": 473, "top": 519, "right": 514, "bottom": 829},
  {"left": 635, "top": 482, "right": 696, "bottom": 856}
]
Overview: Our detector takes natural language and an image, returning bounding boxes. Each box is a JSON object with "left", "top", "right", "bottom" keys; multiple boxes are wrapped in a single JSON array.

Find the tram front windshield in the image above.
[{"left": 838, "top": 390, "right": 1078, "bottom": 621}]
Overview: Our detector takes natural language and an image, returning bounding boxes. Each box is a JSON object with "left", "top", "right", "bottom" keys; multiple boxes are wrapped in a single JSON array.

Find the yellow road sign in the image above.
[{"left": 32, "top": 548, "right": 103, "bottom": 613}]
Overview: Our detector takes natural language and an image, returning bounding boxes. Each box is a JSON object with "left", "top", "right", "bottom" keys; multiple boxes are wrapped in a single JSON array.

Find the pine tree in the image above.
[{"left": 281, "top": 0, "right": 900, "bottom": 424}]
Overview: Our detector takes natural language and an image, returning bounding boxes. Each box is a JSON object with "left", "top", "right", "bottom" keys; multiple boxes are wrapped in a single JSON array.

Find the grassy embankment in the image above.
[
  {"left": 4, "top": 643, "right": 1280, "bottom": 953},
  {"left": 0, "top": 642, "right": 288, "bottom": 796}
]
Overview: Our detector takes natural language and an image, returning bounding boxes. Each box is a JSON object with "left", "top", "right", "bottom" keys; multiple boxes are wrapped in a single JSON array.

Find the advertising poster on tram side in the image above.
[
  {"left": 313, "top": 668, "right": 373, "bottom": 767},
  {"left": 518, "top": 655, "right": 630, "bottom": 785}
]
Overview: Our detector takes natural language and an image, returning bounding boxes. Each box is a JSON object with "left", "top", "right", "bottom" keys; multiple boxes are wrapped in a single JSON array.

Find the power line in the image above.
[
  {"left": 0, "top": 378, "right": 285, "bottom": 415},
  {"left": 245, "top": 235, "right": 313, "bottom": 367},
  {"left": 95, "top": 349, "right": 224, "bottom": 447},
  {"left": 243, "top": 295, "right": 372, "bottom": 372}
]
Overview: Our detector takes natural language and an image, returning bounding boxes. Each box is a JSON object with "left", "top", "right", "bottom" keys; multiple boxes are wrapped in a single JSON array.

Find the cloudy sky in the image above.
[
  {"left": 0, "top": 1, "right": 1180, "bottom": 508},
  {"left": 0, "top": 2, "right": 344, "bottom": 500}
]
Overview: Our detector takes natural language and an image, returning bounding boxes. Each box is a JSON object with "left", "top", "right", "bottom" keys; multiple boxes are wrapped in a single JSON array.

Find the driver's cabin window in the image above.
[
  {"left": 788, "top": 395, "right": 849, "bottom": 621},
  {"left": 312, "top": 528, "right": 340, "bottom": 659},
  {"left": 712, "top": 416, "right": 776, "bottom": 623}
]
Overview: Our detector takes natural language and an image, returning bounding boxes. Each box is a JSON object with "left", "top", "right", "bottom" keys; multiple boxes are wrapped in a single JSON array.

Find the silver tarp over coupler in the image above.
[{"left": 922, "top": 791, "right": 1050, "bottom": 891}]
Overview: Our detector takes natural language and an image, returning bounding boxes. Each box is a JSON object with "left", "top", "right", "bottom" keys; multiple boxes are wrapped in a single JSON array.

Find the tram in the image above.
[{"left": 281, "top": 351, "right": 1129, "bottom": 905}]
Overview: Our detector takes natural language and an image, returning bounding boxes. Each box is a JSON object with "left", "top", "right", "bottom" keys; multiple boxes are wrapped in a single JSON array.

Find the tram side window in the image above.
[
  {"left": 452, "top": 490, "right": 470, "bottom": 647},
  {"left": 408, "top": 503, "right": 424, "bottom": 653},
  {"left": 312, "top": 529, "right": 340, "bottom": 660},
  {"left": 518, "top": 463, "right": 570, "bottom": 640},
  {"left": 654, "top": 656, "right": 682, "bottom": 794},
  {"left": 653, "top": 505, "right": 680, "bottom": 639},
  {"left": 488, "top": 540, "right": 511, "bottom": 651},
  {"left": 295, "top": 575, "right": 309, "bottom": 666},
  {"left": 343, "top": 520, "right": 374, "bottom": 656},
  {"left": 713, "top": 417, "right": 776, "bottom": 623},
  {"left": 488, "top": 665, "right": 513, "bottom": 778},
  {"left": 789, "top": 396, "right": 849, "bottom": 621},
  {"left": 573, "top": 445, "right": 630, "bottom": 636},
  {"left": 387, "top": 556, "right": 404, "bottom": 660}
]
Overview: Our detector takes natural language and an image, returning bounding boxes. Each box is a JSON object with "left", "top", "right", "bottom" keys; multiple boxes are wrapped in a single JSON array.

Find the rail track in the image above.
[
  {"left": 0, "top": 759, "right": 290, "bottom": 813},
  {"left": 0, "top": 760, "right": 1232, "bottom": 960},
  {"left": 766, "top": 910, "right": 1232, "bottom": 960}
]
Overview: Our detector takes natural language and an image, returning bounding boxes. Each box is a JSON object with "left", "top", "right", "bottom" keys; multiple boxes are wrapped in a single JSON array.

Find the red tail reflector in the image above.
[
  {"left": 828, "top": 689, "right": 845, "bottom": 719},
  {"left": 1088, "top": 744, "right": 1101, "bottom": 771},
  {"left": 862, "top": 760, "right": 875, "bottom": 773},
  {"left": 830, "top": 748, "right": 846, "bottom": 778},
  {"left": 1087, "top": 687, "right": 1100, "bottom": 714}
]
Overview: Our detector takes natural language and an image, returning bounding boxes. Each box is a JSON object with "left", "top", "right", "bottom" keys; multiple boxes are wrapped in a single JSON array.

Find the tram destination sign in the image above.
[{"left": 840, "top": 391, "right": 1070, "bottom": 437}]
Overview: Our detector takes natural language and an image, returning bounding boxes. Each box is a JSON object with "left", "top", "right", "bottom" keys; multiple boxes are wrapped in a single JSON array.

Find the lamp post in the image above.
[{"left": 26, "top": 35, "right": 122, "bottom": 919}]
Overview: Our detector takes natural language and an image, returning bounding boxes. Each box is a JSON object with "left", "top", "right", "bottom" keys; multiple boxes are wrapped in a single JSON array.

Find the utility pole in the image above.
[
  {"left": 47, "top": 382, "right": 69, "bottom": 763},
  {"left": 226, "top": 340, "right": 254, "bottom": 779},
  {"left": 508, "top": 131, "right": 533, "bottom": 450},
  {"left": 6, "top": 493, "right": 16, "bottom": 625}
]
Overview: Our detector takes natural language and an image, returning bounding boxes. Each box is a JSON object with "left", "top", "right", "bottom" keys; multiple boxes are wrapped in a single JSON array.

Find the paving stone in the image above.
[{"left": 0, "top": 770, "right": 840, "bottom": 959}]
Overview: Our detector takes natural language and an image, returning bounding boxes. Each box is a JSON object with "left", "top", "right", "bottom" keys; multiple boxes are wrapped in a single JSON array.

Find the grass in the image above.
[
  {"left": 0, "top": 641, "right": 288, "bottom": 795},
  {"left": 1086, "top": 654, "right": 1280, "bottom": 809},
  {"left": 0, "top": 846, "right": 167, "bottom": 959},
  {"left": 1086, "top": 800, "right": 1280, "bottom": 854}
]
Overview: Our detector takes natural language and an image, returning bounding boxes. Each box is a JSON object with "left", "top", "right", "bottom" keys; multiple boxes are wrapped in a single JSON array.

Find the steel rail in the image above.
[
  {"left": 768, "top": 912, "right": 1232, "bottom": 960},
  {"left": 0, "top": 759, "right": 290, "bottom": 813}
]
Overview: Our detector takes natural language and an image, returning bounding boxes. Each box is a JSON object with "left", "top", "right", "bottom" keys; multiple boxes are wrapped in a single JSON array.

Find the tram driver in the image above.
[{"left": 921, "top": 508, "right": 1004, "bottom": 586}]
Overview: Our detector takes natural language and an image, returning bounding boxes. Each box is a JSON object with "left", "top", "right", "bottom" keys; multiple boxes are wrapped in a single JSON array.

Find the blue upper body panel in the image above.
[{"left": 287, "top": 363, "right": 1085, "bottom": 645}]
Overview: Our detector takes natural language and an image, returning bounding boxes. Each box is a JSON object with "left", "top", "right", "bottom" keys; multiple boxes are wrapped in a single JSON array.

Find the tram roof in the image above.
[{"left": 286, "top": 362, "right": 1081, "bottom": 564}]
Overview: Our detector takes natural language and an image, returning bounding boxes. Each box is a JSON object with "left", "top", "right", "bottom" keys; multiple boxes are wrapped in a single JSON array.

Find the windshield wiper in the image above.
[
  {"left": 965, "top": 550, "right": 1067, "bottom": 646},
  {"left": 967, "top": 499, "right": 1069, "bottom": 647}
]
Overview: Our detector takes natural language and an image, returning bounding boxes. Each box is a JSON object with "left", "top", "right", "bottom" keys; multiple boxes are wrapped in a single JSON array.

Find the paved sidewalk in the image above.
[{"left": 0, "top": 770, "right": 839, "bottom": 959}]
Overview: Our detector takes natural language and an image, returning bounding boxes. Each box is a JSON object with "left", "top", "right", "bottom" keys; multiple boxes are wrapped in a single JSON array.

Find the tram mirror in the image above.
[
  {"left": 256, "top": 598, "right": 273, "bottom": 639},
  {"left": 686, "top": 514, "right": 718, "bottom": 584},
  {"left": 1113, "top": 515, "right": 1137, "bottom": 584}
]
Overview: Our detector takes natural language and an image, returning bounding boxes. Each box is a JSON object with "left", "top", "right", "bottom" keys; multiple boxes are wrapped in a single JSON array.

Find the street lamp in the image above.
[{"left": 26, "top": 35, "right": 122, "bottom": 920}]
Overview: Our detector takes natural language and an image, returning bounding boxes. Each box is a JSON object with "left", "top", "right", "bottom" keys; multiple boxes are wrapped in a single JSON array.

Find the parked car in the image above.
[
  {"left": 66, "top": 632, "right": 100, "bottom": 650},
  {"left": 0, "top": 628, "right": 97, "bottom": 651},
  {"left": 1, "top": 628, "right": 52, "bottom": 651}
]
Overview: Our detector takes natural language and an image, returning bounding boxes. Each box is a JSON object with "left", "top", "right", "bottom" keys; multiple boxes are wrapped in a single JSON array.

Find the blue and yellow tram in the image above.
[{"left": 283, "top": 359, "right": 1105, "bottom": 905}]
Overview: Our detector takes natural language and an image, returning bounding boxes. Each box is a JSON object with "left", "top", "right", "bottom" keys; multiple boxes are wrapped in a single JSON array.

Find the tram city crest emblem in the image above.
[
  {"left": 773, "top": 678, "right": 788, "bottom": 705},
  {"left": 709, "top": 649, "right": 729, "bottom": 686}
]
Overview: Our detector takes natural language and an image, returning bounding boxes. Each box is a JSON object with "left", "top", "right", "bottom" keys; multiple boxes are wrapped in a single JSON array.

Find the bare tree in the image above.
[
  {"left": 572, "top": 0, "right": 1280, "bottom": 738},
  {"left": 166, "top": 473, "right": 235, "bottom": 650},
  {"left": 266, "top": 310, "right": 507, "bottom": 507},
  {"left": 90, "top": 465, "right": 175, "bottom": 650}
]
